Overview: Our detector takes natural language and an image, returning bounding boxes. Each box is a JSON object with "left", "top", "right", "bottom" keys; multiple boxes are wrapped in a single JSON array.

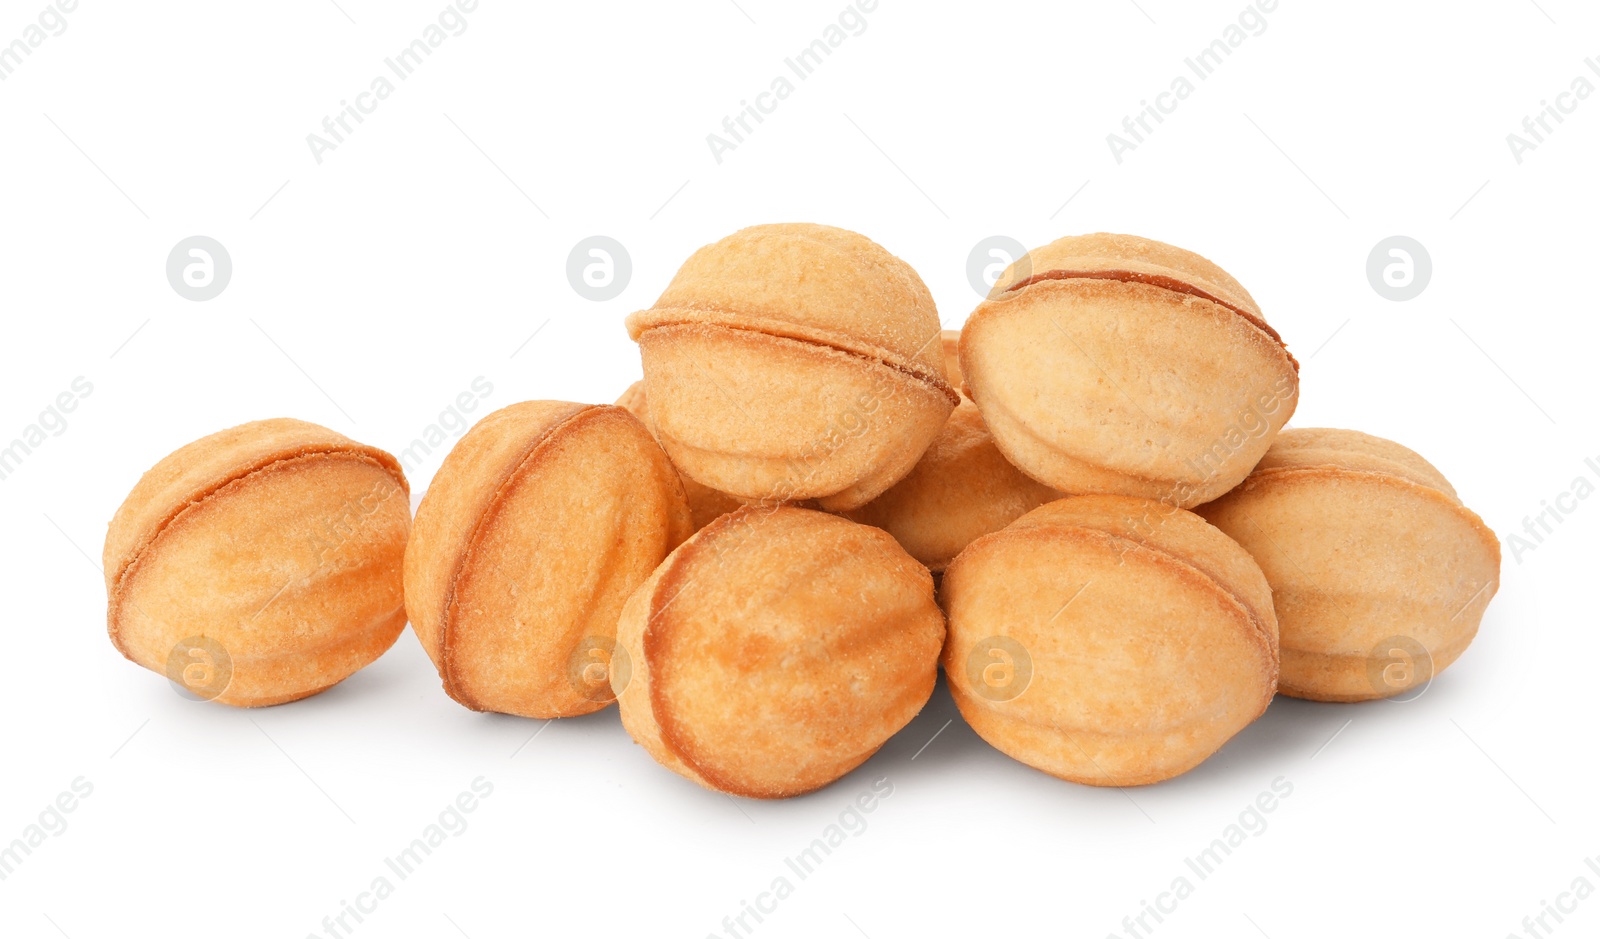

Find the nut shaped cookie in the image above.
[
  {"left": 614, "top": 506, "right": 945, "bottom": 798},
  {"left": 1197, "top": 428, "right": 1500, "bottom": 702},
  {"left": 405, "top": 401, "right": 692, "bottom": 719},
  {"left": 616, "top": 381, "right": 744, "bottom": 531},
  {"left": 104, "top": 418, "right": 411, "bottom": 707},
  {"left": 960, "top": 233, "right": 1299, "bottom": 507},
  {"left": 842, "top": 400, "right": 1061, "bottom": 572},
  {"left": 840, "top": 330, "right": 1059, "bottom": 571},
  {"left": 941, "top": 494, "right": 1279, "bottom": 786},
  {"left": 626, "top": 223, "right": 958, "bottom": 511}
]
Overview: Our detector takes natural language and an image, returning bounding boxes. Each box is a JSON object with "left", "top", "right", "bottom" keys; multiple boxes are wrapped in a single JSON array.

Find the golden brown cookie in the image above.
[
  {"left": 941, "top": 494, "right": 1278, "bottom": 786},
  {"left": 404, "top": 401, "right": 692, "bottom": 718},
  {"left": 841, "top": 328, "right": 1058, "bottom": 570},
  {"left": 841, "top": 400, "right": 1061, "bottom": 571},
  {"left": 104, "top": 418, "right": 411, "bottom": 707},
  {"left": 1197, "top": 428, "right": 1500, "bottom": 702},
  {"left": 959, "top": 233, "right": 1299, "bottom": 507},
  {"left": 616, "top": 381, "right": 744, "bottom": 531},
  {"left": 614, "top": 506, "right": 945, "bottom": 798},
  {"left": 625, "top": 223, "right": 958, "bottom": 511}
]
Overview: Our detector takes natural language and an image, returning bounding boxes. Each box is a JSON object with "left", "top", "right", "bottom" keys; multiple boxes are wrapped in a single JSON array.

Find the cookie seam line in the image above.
[
  {"left": 435, "top": 402, "right": 600, "bottom": 711},
  {"left": 1244, "top": 462, "right": 1452, "bottom": 499},
  {"left": 642, "top": 505, "right": 783, "bottom": 798},
  {"left": 632, "top": 309, "right": 960, "bottom": 407},
  {"left": 963, "top": 520, "right": 1279, "bottom": 674},
  {"left": 107, "top": 448, "right": 404, "bottom": 658},
  {"left": 1236, "top": 464, "right": 1499, "bottom": 556},
  {"left": 962, "top": 312, "right": 1298, "bottom": 497},
  {"left": 999, "top": 268, "right": 1299, "bottom": 372}
]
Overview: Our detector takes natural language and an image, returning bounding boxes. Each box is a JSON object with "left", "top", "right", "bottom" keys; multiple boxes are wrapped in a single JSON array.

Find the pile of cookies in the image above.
[{"left": 103, "top": 224, "right": 1501, "bottom": 796}]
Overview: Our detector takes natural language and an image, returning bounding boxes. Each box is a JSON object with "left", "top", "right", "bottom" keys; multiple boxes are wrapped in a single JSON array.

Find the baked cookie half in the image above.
[
  {"left": 942, "top": 494, "right": 1278, "bottom": 786},
  {"left": 105, "top": 418, "right": 410, "bottom": 707},
  {"left": 1198, "top": 428, "right": 1500, "bottom": 701},
  {"left": 615, "top": 506, "right": 945, "bottom": 798},
  {"left": 404, "top": 401, "right": 691, "bottom": 718},
  {"left": 626, "top": 223, "right": 957, "bottom": 511},
  {"left": 960, "top": 233, "right": 1299, "bottom": 507}
]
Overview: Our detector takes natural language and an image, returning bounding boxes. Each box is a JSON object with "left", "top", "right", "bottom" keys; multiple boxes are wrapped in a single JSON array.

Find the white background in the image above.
[{"left": 1, "top": 1, "right": 1594, "bottom": 937}]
